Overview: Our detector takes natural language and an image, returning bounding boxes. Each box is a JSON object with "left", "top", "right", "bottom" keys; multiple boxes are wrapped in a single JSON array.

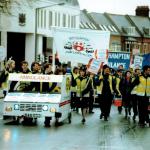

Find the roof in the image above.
[
  {"left": 79, "top": 11, "right": 98, "bottom": 30},
  {"left": 89, "top": 12, "right": 119, "bottom": 35},
  {"left": 49, "top": 0, "right": 79, "bottom": 7},
  {"left": 106, "top": 13, "right": 141, "bottom": 37},
  {"left": 128, "top": 15, "right": 150, "bottom": 37}
]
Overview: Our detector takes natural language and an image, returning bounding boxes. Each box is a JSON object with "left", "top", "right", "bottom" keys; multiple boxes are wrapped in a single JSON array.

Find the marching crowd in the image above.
[{"left": 0, "top": 59, "right": 150, "bottom": 127}]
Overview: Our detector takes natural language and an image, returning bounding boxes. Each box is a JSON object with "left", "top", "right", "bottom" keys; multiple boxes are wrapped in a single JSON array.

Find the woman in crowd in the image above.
[
  {"left": 97, "top": 65, "right": 114, "bottom": 121},
  {"left": 0, "top": 59, "right": 16, "bottom": 96},
  {"left": 75, "top": 66, "right": 91, "bottom": 124},
  {"left": 120, "top": 70, "right": 132, "bottom": 119}
]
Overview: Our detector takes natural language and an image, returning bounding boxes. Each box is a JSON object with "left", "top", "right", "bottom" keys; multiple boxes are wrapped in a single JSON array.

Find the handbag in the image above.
[{"left": 113, "top": 96, "right": 122, "bottom": 107}]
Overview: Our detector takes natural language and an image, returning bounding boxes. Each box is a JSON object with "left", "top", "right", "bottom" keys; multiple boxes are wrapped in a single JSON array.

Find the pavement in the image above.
[{"left": 0, "top": 98, "right": 150, "bottom": 150}]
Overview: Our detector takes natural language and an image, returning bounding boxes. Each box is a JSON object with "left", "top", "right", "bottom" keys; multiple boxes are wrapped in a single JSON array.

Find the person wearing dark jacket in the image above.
[
  {"left": 88, "top": 72, "right": 96, "bottom": 114},
  {"left": 96, "top": 65, "right": 114, "bottom": 121},
  {"left": 30, "top": 62, "right": 41, "bottom": 91},
  {"left": 120, "top": 71, "right": 132, "bottom": 119},
  {"left": 112, "top": 69, "right": 123, "bottom": 114},
  {"left": 15, "top": 60, "right": 31, "bottom": 91},
  {"left": 70, "top": 67, "right": 79, "bottom": 111}
]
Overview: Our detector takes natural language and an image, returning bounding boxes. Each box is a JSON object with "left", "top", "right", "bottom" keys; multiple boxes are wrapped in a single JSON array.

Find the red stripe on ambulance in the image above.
[{"left": 59, "top": 100, "right": 71, "bottom": 107}]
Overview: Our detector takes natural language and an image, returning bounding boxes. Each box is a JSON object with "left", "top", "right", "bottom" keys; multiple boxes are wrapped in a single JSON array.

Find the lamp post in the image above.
[{"left": 34, "top": 2, "right": 65, "bottom": 62}]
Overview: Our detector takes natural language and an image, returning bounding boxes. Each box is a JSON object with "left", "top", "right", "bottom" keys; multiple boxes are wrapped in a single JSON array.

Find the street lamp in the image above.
[{"left": 34, "top": 2, "right": 65, "bottom": 61}]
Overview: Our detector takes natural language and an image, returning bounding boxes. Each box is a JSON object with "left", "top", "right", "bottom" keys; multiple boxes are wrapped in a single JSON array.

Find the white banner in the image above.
[
  {"left": 134, "top": 55, "right": 143, "bottom": 69},
  {"left": 53, "top": 28, "right": 110, "bottom": 64},
  {"left": 87, "top": 58, "right": 102, "bottom": 74}
]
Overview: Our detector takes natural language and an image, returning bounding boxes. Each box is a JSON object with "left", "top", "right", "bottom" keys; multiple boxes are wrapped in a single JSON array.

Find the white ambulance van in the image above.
[{"left": 3, "top": 73, "right": 72, "bottom": 126}]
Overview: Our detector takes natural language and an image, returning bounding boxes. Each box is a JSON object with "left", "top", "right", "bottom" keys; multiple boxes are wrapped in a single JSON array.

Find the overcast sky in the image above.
[{"left": 78, "top": 0, "right": 150, "bottom": 15}]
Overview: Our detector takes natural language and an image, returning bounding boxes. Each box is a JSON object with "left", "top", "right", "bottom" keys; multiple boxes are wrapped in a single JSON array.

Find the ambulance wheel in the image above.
[
  {"left": 68, "top": 112, "right": 72, "bottom": 124},
  {"left": 13, "top": 116, "right": 19, "bottom": 124},
  {"left": 3, "top": 115, "right": 11, "bottom": 120},
  {"left": 44, "top": 117, "right": 51, "bottom": 127},
  {"left": 55, "top": 118, "right": 63, "bottom": 127}
]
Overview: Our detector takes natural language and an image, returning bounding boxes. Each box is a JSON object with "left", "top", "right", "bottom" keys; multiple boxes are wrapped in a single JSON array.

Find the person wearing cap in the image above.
[
  {"left": 75, "top": 66, "right": 91, "bottom": 124},
  {"left": 132, "top": 65, "right": 150, "bottom": 127},
  {"left": 96, "top": 65, "right": 114, "bottom": 121}
]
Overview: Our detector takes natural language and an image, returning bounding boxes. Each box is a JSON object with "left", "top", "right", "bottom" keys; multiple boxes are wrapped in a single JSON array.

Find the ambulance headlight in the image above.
[
  {"left": 14, "top": 104, "right": 19, "bottom": 110},
  {"left": 5, "top": 106, "right": 12, "bottom": 112},
  {"left": 42, "top": 105, "right": 48, "bottom": 111},
  {"left": 50, "top": 107, "right": 56, "bottom": 113}
]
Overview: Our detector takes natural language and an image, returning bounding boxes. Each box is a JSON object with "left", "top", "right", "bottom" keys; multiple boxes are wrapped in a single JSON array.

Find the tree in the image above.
[{"left": 0, "top": 0, "right": 37, "bottom": 14}]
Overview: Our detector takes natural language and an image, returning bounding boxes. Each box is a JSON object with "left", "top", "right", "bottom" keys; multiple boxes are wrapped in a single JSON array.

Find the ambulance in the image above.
[{"left": 3, "top": 73, "right": 72, "bottom": 126}]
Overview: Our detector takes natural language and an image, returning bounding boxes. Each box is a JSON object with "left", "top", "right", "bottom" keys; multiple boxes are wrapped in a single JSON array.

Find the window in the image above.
[
  {"left": 41, "top": 10, "right": 43, "bottom": 28},
  {"left": 71, "top": 16, "right": 76, "bottom": 28},
  {"left": 44, "top": 10, "right": 46, "bottom": 28},
  {"left": 68, "top": 15, "right": 70, "bottom": 28},
  {"left": 128, "top": 27, "right": 135, "bottom": 36},
  {"left": 49, "top": 11, "right": 53, "bottom": 27},
  {"left": 110, "top": 43, "right": 121, "bottom": 51},
  {"left": 143, "top": 43, "right": 148, "bottom": 51},
  {"left": 55, "top": 12, "right": 57, "bottom": 26},
  {"left": 63, "top": 14, "right": 66, "bottom": 27},
  {"left": 125, "top": 42, "right": 131, "bottom": 52},
  {"left": 37, "top": 9, "right": 40, "bottom": 28},
  {"left": 58, "top": 13, "right": 60, "bottom": 27}
]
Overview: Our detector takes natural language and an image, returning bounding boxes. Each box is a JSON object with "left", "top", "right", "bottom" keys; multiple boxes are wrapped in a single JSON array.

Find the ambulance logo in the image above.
[{"left": 64, "top": 40, "right": 94, "bottom": 53}]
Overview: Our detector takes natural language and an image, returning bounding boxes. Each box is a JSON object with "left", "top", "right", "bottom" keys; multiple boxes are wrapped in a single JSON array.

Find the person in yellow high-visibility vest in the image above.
[
  {"left": 132, "top": 65, "right": 150, "bottom": 127},
  {"left": 75, "top": 66, "right": 91, "bottom": 124},
  {"left": 131, "top": 68, "right": 141, "bottom": 121},
  {"left": 96, "top": 65, "right": 114, "bottom": 121}
]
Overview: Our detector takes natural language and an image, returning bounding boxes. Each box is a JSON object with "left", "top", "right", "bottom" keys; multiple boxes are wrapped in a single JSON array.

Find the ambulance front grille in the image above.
[{"left": 20, "top": 104, "right": 42, "bottom": 112}]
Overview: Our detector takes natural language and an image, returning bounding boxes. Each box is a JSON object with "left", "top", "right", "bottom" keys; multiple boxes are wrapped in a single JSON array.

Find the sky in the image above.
[{"left": 78, "top": 0, "right": 150, "bottom": 15}]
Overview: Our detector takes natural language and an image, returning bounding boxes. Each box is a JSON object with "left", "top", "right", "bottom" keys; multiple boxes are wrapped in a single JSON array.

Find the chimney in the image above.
[{"left": 136, "top": 6, "right": 149, "bottom": 17}]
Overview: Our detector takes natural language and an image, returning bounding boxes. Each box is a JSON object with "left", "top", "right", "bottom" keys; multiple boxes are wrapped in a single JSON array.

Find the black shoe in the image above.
[
  {"left": 82, "top": 118, "right": 86, "bottom": 124},
  {"left": 132, "top": 115, "right": 136, "bottom": 121},
  {"left": 129, "top": 111, "right": 131, "bottom": 116},
  {"left": 118, "top": 111, "right": 122, "bottom": 114},
  {"left": 104, "top": 117, "right": 108, "bottom": 121},
  {"left": 100, "top": 114, "right": 103, "bottom": 119}
]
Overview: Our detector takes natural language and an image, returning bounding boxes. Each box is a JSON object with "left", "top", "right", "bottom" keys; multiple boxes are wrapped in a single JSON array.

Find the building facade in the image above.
[{"left": 0, "top": 0, "right": 80, "bottom": 68}]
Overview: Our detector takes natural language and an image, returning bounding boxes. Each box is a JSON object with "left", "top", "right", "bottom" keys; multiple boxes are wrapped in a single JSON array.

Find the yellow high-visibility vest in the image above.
[
  {"left": 136, "top": 76, "right": 150, "bottom": 96},
  {"left": 76, "top": 77, "right": 90, "bottom": 97},
  {"left": 71, "top": 73, "right": 79, "bottom": 92},
  {"left": 96, "top": 75, "right": 113, "bottom": 94}
]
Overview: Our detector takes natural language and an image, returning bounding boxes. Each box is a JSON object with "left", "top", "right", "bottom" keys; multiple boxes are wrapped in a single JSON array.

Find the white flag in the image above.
[{"left": 53, "top": 28, "right": 110, "bottom": 65}]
